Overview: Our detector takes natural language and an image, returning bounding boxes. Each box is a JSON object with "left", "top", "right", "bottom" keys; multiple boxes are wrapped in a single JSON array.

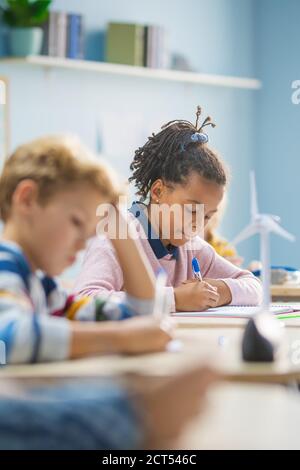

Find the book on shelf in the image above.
[
  {"left": 56, "top": 12, "right": 68, "bottom": 58},
  {"left": 106, "top": 22, "right": 169, "bottom": 69},
  {"left": 43, "top": 11, "right": 84, "bottom": 59},
  {"left": 67, "top": 14, "right": 84, "bottom": 59},
  {"left": 42, "top": 11, "right": 57, "bottom": 56},
  {"left": 106, "top": 22, "right": 145, "bottom": 66},
  {"left": 43, "top": 16, "right": 169, "bottom": 68},
  {"left": 143, "top": 24, "right": 170, "bottom": 69}
]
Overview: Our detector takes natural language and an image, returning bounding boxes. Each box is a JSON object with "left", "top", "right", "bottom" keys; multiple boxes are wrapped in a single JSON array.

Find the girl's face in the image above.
[{"left": 150, "top": 172, "right": 225, "bottom": 247}]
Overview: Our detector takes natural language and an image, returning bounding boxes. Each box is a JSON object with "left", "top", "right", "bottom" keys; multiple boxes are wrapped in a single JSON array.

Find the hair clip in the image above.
[{"left": 190, "top": 132, "right": 209, "bottom": 144}]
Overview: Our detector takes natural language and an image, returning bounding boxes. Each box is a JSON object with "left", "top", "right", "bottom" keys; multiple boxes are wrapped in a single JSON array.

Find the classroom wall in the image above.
[
  {"left": 254, "top": 0, "right": 300, "bottom": 267},
  {"left": 0, "top": 0, "right": 259, "bottom": 264}
]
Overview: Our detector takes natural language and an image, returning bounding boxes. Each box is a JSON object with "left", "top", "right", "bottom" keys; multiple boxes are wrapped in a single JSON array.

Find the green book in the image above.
[{"left": 106, "top": 22, "right": 145, "bottom": 66}]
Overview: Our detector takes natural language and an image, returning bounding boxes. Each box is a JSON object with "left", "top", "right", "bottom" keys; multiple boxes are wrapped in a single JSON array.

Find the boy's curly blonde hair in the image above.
[{"left": 0, "top": 135, "right": 123, "bottom": 222}]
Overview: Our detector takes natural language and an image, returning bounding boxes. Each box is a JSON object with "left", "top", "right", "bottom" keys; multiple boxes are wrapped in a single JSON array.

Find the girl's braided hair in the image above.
[{"left": 129, "top": 106, "right": 227, "bottom": 200}]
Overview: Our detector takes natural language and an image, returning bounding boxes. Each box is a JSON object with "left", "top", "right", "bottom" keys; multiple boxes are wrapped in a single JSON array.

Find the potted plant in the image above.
[{"left": 0, "top": 0, "right": 52, "bottom": 56}]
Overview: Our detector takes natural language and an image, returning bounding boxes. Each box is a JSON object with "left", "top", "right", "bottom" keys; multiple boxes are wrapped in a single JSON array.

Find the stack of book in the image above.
[
  {"left": 43, "top": 11, "right": 84, "bottom": 59},
  {"left": 106, "top": 22, "right": 169, "bottom": 69}
]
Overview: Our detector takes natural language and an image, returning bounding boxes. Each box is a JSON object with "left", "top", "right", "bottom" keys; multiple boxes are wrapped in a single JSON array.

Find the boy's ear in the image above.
[{"left": 12, "top": 179, "right": 39, "bottom": 214}]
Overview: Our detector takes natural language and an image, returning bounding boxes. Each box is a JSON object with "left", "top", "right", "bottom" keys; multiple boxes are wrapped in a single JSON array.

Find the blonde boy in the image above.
[{"left": 0, "top": 136, "right": 171, "bottom": 364}]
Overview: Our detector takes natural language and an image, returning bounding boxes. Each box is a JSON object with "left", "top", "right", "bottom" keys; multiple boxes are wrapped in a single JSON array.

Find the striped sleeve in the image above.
[
  {"left": 0, "top": 268, "right": 71, "bottom": 364},
  {"left": 42, "top": 275, "right": 129, "bottom": 322},
  {"left": 44, "top": 275, "right": 154, "bottom": 322},
  {"left": 64, "top": 292, "right": 154, "bottom": 322}
]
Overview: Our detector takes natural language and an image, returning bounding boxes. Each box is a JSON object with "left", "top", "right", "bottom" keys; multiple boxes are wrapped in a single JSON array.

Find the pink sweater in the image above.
[{"left": 74, "top": 210, "right": 262, "bottom": 312}]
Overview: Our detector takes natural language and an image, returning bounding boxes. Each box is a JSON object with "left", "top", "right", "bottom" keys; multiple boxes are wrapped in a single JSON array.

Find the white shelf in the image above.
[{"left": 0, "top": 55, "right": 262, "bottom": 90}]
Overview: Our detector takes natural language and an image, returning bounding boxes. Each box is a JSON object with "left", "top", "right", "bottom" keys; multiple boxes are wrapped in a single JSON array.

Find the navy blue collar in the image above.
[{"left": 129, "top": 202, "right": 179, "bottom": 260}]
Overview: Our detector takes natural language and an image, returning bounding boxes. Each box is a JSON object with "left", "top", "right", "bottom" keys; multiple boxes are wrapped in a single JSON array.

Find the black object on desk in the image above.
[{"left": 242, "top": 313, "right": 283, "bottom": 363}]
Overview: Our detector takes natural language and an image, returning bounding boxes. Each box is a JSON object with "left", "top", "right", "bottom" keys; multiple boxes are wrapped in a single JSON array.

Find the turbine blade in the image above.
[
  {"left": 231, "top": 224, "right": 258, "bottom": 246},
  {"left": 267, "top": 218, "right": 296, "bottom": 242}
]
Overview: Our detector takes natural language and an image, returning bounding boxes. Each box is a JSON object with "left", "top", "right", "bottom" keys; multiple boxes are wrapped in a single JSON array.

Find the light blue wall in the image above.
[
  {"left": 0, "top": 0, "right": 259, "bottom": 263},
  {"left": 255, "top": 0, "right": 300, "bottom": 267}
]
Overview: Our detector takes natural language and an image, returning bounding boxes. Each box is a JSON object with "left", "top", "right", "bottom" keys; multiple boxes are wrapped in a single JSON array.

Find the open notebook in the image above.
[{"left": 172, "top": 305, "right": 298, "bottom": 319}]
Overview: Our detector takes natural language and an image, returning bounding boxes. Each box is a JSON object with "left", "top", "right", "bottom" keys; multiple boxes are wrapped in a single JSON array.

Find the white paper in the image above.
[{"left": 172, "top": 305, "right": 294, "bottom": 318}]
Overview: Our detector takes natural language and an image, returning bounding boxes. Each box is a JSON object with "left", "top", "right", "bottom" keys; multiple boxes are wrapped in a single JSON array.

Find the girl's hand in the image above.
[
  {"left": 181, "top": 278, "right": 232, "bottom": 307},
  {"left": 203, "top": 278, "right": 232, "bottom": 306},
  {"left": 174, "top": 281, "right": 219, "bottom": 311}
]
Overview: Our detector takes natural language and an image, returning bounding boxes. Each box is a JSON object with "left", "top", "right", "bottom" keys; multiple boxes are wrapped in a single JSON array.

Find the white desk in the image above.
[
  {"left": 1, "top": 329, "right": 300, "bottom": 384},
  {"left": 180, "top": 382, "right": 300, "bottom": 449}
]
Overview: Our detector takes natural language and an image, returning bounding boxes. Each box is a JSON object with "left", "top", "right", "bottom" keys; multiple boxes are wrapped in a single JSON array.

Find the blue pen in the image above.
[{"left": 192, "top": 257, "right": 202, "bottom": 282}]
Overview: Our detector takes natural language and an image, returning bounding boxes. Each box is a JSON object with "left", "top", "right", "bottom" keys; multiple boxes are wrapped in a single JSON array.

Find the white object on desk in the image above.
[
  {"left": 166, "top": 339, "right": 183, "bottom": 353},
  {"left": 153, "top": 269, "right": 168, "bottom": 319}
]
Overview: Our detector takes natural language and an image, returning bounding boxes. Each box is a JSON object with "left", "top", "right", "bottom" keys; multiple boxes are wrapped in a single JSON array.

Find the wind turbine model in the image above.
[
  {"left": 233, "top": 171, "right": 295, "bottom": 311},
  {"left": 232, "top": 171, "right": 295, "bottom": 361}
]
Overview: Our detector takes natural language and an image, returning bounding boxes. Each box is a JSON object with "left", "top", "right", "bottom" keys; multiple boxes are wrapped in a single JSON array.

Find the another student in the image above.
[
  {"left": 0, "top": 136, "right": 172, "bottom": 364},
  {"left": 204, "top": 198, "right": 243, "bottom": 266},
  {"left": 0, "top": 367, "right": 217, "bottom": 449},
  {"left": 74, "top": 107, "right": 262, "bottom": 312}
]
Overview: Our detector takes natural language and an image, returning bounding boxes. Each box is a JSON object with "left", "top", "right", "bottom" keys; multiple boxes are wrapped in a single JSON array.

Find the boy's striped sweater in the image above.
[{"left": 0, "top": 241, "right": 152, "bottom": 364}]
